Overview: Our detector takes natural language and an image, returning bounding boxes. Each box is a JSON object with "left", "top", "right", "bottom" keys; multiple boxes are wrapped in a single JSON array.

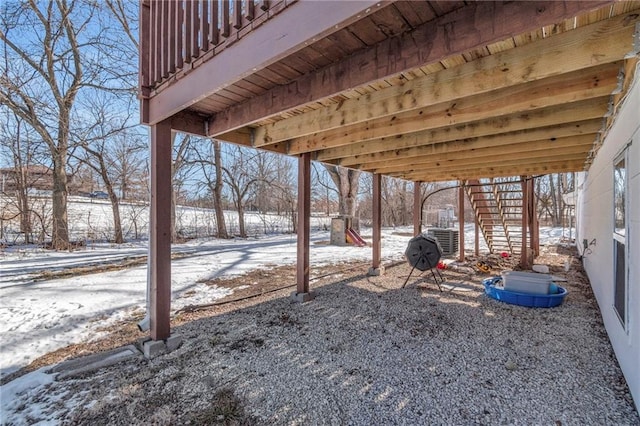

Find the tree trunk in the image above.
[
  {"left": 325, "top": 165, "right": 360, "bottom": 217},
  {"left": 13, "top": 159, "right": 32, "bottom": 243},
  {"left": 18, "top": 187, "right": 32, "bottom": 243},
  {"left": 238, "top": 202, "right": 246, "bottom": 238},
  {"left": 107, "top": 186, "right": 124, "bottom": 243},
  {"left": 51, "top": 153, "right": 69, "bottom": 249},
  {"left": 213, "top": 140, "right": 228, "bottom": 239},
  {"left": 549, "top": 175, "right": 560, "bottom": 227}
]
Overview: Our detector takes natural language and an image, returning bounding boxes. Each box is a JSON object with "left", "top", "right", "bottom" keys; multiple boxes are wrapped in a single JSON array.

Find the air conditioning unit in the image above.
[{"left": 427, "top": 228, "right": 459, "bottom": 255}]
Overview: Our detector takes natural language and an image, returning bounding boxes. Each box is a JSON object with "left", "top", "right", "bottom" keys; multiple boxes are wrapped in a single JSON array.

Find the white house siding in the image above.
[{"left": 576, "top": 69, "right": 640, "bottom": 410}]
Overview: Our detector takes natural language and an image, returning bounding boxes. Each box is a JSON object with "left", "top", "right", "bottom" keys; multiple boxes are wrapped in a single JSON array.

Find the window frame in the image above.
[{"left": 612, "top": 145, "right": 629, "bottom": 330}]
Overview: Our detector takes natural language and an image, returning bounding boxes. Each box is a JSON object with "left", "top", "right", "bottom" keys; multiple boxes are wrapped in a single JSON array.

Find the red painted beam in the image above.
[
  {"left": 520, "top": 177, "right": 530, "bottom": 268},
  {"left": 145, "top": 0, "right": 386, "bottom": 125},
  {"left": 413, "top": 181, "right": 422, "bottom": 236},
  {"left": 150, "top": 120, "right": 172, "bottom": 341},
  {"left": 296, "top": 152, "right": 311, "bottom": 296},
  {"left": 372, "top": 173, "right": 382, "bottom": 269},
  {"left": 208, "top": 0, "right": 613, "bottom": 136},
  {"left": 529, "top": 178, "right": 540, "bottom": 257},
  {"left": 458, "top": 183, "right": 465, "bottom": 262}
]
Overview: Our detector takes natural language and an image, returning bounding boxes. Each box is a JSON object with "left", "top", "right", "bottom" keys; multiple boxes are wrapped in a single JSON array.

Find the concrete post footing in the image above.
[
  {"left": 291, "top": 291, "right": 316, "bottom": 303},
  {"left": 367, "top": 266, "right": 385, "bottom": 276},
  {"left": 140, "top": 334, "right": 183, "bottom": 359}
]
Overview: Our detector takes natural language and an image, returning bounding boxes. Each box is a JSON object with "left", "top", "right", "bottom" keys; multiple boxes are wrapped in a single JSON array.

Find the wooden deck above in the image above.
[{"left": 140, "top": 0, "right": 640, "bottom": 183}]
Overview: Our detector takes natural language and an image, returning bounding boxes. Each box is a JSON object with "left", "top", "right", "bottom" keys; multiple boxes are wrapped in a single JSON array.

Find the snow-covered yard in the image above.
[
  {"left": 0, "top": 224, "right": 574, "bottom": 380},
  {"left": 1, "top": 228, "right": 405, "bottom": 379},
  {"left": 3, "top": 225, "right": 633, "bottom": 426},
  {"left": 0, "top": 195, "right": 332, "bottom": 244}
]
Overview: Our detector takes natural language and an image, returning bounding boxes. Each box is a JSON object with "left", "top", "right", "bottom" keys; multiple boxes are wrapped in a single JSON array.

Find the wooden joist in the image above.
[
  {"left": 253, "top": 12, "right": 634, "bottom": 148},
  {"left": 369, "top": 146, "right": 592, "bottom": 175},
  {"left": 355, "top": 134, "right": 596, "bottom": 172},
  {"left": 316, "top": 97, "right": 609, "bottom": 163},
  {"left": 290, "top": 63, "right": 618, "bottom": 156},
  {"left": 395, "top": 159, "right": 586, "bottom": 183},
  {"left": 336, "top": 119, "right": 603, "bottom": 167}
]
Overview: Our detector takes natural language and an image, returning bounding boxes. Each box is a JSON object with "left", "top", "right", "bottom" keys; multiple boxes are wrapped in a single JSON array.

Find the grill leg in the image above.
[
  {"left": 424, "top": 256, "right": 443, "bottom": 292},
  {"left": 402, "top": 263, "right": 418, "bottom": 288},
  {"left": 429, "top": 267, "right": 443, "bottom": 292}
]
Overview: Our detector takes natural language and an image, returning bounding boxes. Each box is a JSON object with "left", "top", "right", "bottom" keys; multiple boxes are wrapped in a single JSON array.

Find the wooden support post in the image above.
[
  {"left": 368, "top": 173, "right": 384, "bottom": 275},
  {"left": 520, "top": 177, "right": 530, "bottom": 268},
  {"left": 294, "top": 152, "right": 313, "bottom": 302},
  {"left": 458, "top": 182, "right": 465, "bottom": 262},
  {"left": 529, "top": 178, "right": 540, "bottom": 256},
  {"left": 150, "top": 120, "right": 172, "bottom": 341},
  {"left": 474, "top": 220, "right": 480, "bottom": 257},
  {"left": 413, "top": 181, "right": 422, "bottom": 236}
]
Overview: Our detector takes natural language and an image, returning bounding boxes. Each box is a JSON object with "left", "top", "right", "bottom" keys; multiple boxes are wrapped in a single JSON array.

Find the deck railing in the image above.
[{"left": 139, "top": 0, "right": 290, "bottom": 94}]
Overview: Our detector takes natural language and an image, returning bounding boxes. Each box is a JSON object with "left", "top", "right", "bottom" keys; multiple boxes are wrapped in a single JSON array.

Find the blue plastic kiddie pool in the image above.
[{"left": 483, "top": 276, "right": 568, "bottom": 308}]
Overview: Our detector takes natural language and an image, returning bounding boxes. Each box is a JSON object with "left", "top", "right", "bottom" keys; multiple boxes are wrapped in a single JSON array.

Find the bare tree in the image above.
[
  {"left": 222, "top": 145, "right": 260, "bottom": 238},
  {"left": 311, "top": 163, "right": 338, "bottom": 216},
  {"left": 0, "top": 114, "right": 48, "bottom": 243},
  {"left": 324, "top": 165, "right": 361, "bottom": 217},
  {"left": 73, "top": 123, "right": 145, "bottom": 243},
  {"left": 253, "top": 152, "right": 296, "bottom": 233},
  {"left": 378, "top": 176, "right": 413, "bottom": 227},
  {"left": 211, "top": 140, "right": 228, "bottom": 238},
  {"left": 170, "top": 133, "right": 203, "bottom": 241},
  {"left": 112, "top": 133, "right": 147, "bottom": 201},
  {"left": 536, "top": 173, "right": 573, "bottom": 227},
  {"left": 190, "top": 138, "right": 229, "bottom": 239},
  {"left": 1, "top": 0, "right": 138, "bottom": 249}
]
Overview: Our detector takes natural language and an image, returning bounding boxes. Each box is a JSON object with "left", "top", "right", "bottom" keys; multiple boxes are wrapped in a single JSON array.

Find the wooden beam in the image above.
[
  {"left": 395, "top": 159, "right": 587, "bottom": 183},
  {"left": 209, "top": 0, "right": 616, "bottom": 135},
  {"left": 316, "top": 98, "right": 608, "bottom": 163},
  {"left": 394, "top": 156, "right": 588, "bottom": 178},
  {"left": 256, "top": 15, "right": 633, "bottom": 146},
  {"left": 165, "top": 112, "right": 289, "bottom": 154},
  {"left": 150, "top": 120, "right": 172, "bottom": 341},
  {"left": 390, "top": 152, "right": 590, "bottom": 175},
  {"left": 167, "top": 110, "right": 207, "bottom": 136},
  {"left": 529, "top": 178, "right": 540, "bottom": 256},
  {"left": 146, "top": 1, "right": 386, "bottom": 125},
  {"left": 458, "top": 183, "right": 465, "bottom": 262},
  {"left": 368, "top": 145, "right": 592, "bottom": 175},
  {"left": 215, "top": 128, "right": 288, "bottom": 153},
  {"left": 295, "top": 152, "right": 312, "bottom": 300},
  {"left": 520, "top": 177, "right": 530, "bottom": 268},
  {"left": 413, "top": 181, "right": 422, "bottom": 236},
  {"left": 288, "top": 63, "right": 619, "bottom": 155},
  {"left": 360, "top": 134, "right": 596, "bottom": 172},
  {"left": 338, "top": 119, "right": 602, "bottom": 167},
  {"left": 372, "top": 173, "right": 382, "bottom": 271}
]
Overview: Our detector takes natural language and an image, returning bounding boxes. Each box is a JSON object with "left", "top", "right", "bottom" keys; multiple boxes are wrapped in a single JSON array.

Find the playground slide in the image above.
[{"left": 346, "top": 228, "right": 367, "bottom": 247}]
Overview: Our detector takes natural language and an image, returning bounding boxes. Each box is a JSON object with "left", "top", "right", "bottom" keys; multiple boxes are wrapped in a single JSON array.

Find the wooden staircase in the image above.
[{"left": 466, "top": 178, "right": 524, "bottom": 255}]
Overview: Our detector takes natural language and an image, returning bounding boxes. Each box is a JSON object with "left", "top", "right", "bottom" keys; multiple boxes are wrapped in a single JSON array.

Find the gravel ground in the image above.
[{"left": 6, "top": 244, "right": 639, "bottom": 425}]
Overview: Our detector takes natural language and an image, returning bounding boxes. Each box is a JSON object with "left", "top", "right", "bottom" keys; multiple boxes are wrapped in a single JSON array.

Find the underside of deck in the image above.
[
  {"left": 139, "top": 0, "right": 640, "bottom": 341},
  {"left": 141, "top": 0, "right": 640, "bottom": 182}
]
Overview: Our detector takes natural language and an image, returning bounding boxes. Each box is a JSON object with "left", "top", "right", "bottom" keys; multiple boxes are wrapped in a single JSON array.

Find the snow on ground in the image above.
[
  {"left": 0, "top": 224, "right": 574, "bottom": 381},
  {"left": 0, "top": 224, "right": 575, "bottom": 424},
  {"left": 0, "top": 228, "right": 409, "bottom": 379},
  {"left": 0, "top": 195, "right": 329, "bottom": 244}
]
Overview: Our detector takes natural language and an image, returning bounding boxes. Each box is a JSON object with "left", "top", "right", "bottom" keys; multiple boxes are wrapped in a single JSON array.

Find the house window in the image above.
[{"left": 613, "top": 150, "right": 628, "bottom": 328}]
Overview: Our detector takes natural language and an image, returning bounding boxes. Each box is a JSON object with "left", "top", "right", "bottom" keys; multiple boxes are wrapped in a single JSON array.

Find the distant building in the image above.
[{"left": 0, "top": 166, "right": 87, "bottom": 195}]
